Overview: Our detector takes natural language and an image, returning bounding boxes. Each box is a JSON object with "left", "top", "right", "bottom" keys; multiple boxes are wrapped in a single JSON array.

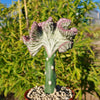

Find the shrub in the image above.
[{"left": 0, "top": 0, "right": 100, "bottom": 100}]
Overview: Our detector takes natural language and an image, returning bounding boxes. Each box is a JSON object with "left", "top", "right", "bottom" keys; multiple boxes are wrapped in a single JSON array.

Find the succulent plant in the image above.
[{"left": 23, "top": 17, "right": 77, "bottom": 94}]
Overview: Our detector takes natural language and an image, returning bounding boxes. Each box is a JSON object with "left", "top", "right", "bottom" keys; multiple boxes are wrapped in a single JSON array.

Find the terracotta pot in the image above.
[
  {"left": 24, "top": 87, "right": 75, "bottom": 100},
  {"left": 24, "top": 89, "right": 31, "bottom": 100},
  {"left": 66, "top": 87, "right": 75, "bottom": 100}
]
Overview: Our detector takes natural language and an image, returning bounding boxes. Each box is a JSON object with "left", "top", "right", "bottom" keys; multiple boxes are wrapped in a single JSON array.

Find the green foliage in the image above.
[
  {"left": 0, "top": 18, "right": 45, "bottom": 99},
  {"left": 0, "top": 0, "right": 100, "bottom": 100}
]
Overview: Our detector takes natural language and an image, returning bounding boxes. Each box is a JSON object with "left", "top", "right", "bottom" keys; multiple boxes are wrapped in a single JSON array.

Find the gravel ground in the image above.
[{"left": 26, "top": 85, "right": 73, "bottom": 100}]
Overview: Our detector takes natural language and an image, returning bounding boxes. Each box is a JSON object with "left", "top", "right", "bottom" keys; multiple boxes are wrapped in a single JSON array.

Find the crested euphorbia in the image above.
[{"left": 23, "top": 17, "right": 77, "bottom": 94}]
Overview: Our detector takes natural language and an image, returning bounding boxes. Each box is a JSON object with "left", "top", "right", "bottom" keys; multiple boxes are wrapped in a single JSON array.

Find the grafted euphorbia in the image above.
[{"left": 23, "top": 17, "right": 77, "bottom": 94}]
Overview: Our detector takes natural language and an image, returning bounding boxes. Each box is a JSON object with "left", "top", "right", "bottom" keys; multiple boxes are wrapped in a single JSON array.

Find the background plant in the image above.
[{"left": 0, "top": 0, "right": 100, "bottom": 100}]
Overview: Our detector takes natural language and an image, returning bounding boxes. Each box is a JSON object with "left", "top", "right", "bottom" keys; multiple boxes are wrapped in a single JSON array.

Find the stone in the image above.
[{"left": 27, "top": 85, "right": 73, "bottom": 100}]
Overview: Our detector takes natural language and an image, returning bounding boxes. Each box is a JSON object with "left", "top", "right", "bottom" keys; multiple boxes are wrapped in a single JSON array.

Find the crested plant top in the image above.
[{"left": 23, "top": 17, "right": 77, "bottom": 57}]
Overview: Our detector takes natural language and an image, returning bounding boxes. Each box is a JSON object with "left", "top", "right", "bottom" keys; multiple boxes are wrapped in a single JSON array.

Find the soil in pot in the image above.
[{"left": 24, "top": 85, "right": 75, "bottom": 100}]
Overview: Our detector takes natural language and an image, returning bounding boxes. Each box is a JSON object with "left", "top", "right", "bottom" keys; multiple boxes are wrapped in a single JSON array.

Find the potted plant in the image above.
[{"left": 23, "top": 17, "right": 77, "bottom": 100}]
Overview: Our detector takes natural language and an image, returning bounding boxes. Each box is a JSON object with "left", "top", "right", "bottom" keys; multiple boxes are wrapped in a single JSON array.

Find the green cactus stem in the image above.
[{"left": 44, "top": 51, "right": 56, "bottom": 94}]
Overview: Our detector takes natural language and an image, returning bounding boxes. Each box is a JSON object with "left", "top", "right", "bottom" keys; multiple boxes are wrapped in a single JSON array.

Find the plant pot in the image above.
[
  {"left": 24, "top": 86, "right": 75, "bottom": 100},
  {"left": 66, "top": 87, "right": 75, "bottom": 100},
  {"left": 24, "top": 89, "right": 31, "bottom": 100}
]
